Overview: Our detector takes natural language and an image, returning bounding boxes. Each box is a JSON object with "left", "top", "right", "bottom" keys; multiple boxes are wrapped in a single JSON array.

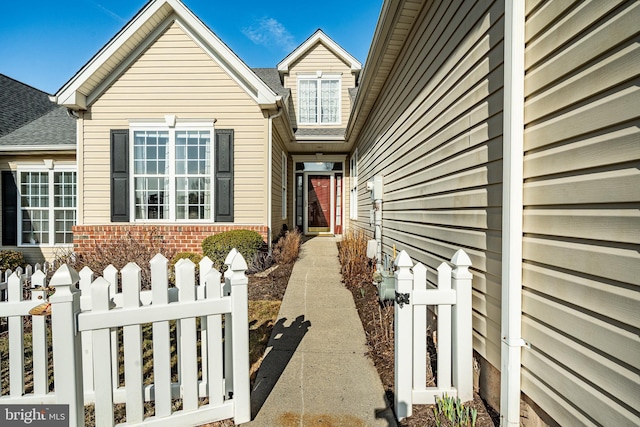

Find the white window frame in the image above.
[
  {"left": 281, "top": 151, "right": 287, "bottom": 220},
  {"left": 129, "top": 120, "right": 215, "bottom": 223},
  {"left": 350, "top": 149, "right": 358, "bottom": 220},
  {"left": 17, "top": 164, "right": 77, "bottom": 247},
  {"left": 297, "top": 73, "right": 342, "bottom": 125}
]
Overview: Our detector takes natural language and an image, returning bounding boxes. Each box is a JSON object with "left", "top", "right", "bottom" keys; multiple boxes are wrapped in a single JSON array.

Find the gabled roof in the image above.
[
  {"left": 54, "top": 0, "right": 278, "bottom": 110},
  {"left": 277, "top": 29, "right": 362, "bottom": 75},
  {"left": 0, "top": 74, "right": 75, "bottom": 150}
]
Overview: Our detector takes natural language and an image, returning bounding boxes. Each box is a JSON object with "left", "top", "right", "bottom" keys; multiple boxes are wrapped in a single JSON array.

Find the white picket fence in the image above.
[
  {"left": 394, "top": 249, "right": 473, "bottom": 420},
  {"left": 0, "top": 249, "right": 251, "bottom": 426}
]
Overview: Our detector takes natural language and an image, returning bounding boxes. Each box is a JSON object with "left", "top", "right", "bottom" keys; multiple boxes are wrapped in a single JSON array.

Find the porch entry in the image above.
[{"left": 294, "top": 159, "right": 344, "bottom": 235}]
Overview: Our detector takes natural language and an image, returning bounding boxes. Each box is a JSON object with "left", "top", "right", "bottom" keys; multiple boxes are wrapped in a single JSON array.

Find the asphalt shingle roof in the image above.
[
  {"left": 0, "top": 74, "right": 75, "bottom": 147},
  {"left": 252, "top": 68, "right": 290, "bottom": 98},
  {"left": 294, "top": 128, "right": 345, "bottom": 137}
]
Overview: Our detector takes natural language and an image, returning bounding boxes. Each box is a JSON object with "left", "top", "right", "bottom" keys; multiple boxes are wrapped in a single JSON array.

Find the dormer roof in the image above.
[
  {"left": 277, "top": 29, "right": 362, "bottom": 76},
  {"left": 54, "top": 0, "right": 279, "bottom": 110}
]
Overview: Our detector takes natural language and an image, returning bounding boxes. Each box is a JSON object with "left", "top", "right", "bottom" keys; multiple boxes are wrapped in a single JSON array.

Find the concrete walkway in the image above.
[{"left": 244, "top": 236, "right": 397, "bottom": 427}]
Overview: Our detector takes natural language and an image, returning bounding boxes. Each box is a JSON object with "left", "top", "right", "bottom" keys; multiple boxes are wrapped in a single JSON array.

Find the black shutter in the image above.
[
  {"left": 111, "top": 129, "right": 130, "bottom": 222},
  {"left": 215, "top": 129, "right": 234, "bottom": 222},
  {"left": 2, "top": 171, "right": 18, "bottom": 245}
]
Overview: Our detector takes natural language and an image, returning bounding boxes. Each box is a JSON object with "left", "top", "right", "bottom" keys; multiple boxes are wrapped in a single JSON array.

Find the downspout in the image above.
[
  {"left": 267, "top": 97, "right": 284, "bottom": 251},
  {"left": 500, "top": 1, "right": 526, "bottom": 426}
]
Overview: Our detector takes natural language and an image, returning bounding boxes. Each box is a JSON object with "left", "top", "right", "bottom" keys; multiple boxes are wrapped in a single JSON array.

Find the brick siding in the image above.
[{"left": 73, "top": 224, "right": 268, "bottom": 257}]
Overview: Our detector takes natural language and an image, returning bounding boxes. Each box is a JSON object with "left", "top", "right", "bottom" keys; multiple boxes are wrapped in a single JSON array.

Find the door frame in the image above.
[{"left": 292, "top": 155, "right": 346, "bottom": 236}]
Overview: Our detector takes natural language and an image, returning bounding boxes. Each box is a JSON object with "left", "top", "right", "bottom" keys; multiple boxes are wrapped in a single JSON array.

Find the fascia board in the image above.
[
  {"left": 0, "top": 145, "right": 76, "bottom": 152},
  {"left": 278, "top": 30, "right": 362, "bottom": 73},
  {"left": 55, "top": 0, "right": 165, "bottom": 106}
]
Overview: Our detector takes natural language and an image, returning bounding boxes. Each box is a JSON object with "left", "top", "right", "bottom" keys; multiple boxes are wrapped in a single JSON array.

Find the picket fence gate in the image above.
[
  {"left": 0, "top": 249, "right": 251, "bottom": 426},
  {"left": 393, "top": 249, "right": 473, "bottom": 420}
]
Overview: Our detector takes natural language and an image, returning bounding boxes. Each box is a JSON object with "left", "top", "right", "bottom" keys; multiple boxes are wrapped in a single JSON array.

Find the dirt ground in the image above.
[{"left": 248, "top": 262, "right": 294, "bottom": 301}]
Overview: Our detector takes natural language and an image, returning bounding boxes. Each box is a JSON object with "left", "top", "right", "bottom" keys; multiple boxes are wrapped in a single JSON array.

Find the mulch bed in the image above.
[
  {"left": 341, "top": 264, "right": 500, "bottom": 426},
  {"left": 248, "top": 262, "right": 294, "bottom": 301}
]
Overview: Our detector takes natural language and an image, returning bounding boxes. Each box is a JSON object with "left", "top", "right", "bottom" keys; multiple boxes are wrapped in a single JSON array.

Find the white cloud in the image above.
[{"left": 242, "top": 17, "right": 296, "bottom": 52}]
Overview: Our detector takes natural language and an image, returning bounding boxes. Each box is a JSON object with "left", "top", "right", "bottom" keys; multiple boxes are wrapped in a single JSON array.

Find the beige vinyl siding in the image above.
[
  {"left": 351, "top": 0, "right": 505, "bottom": 369},
  {"left": 271, "top": 127, "right": 291, "bottom": 238},
  {"left": 521, "top": 1, "right": 640, "bottom": 425},
  {"left": 284, "top": 43, "right": 356, "bottom": 128},
  {"left": 81, "top": 21, "right": 267, "bottom": 226}
]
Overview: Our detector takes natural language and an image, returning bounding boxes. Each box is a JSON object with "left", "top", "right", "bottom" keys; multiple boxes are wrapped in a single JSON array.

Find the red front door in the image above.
[{"left": 308, "top": 175, "right": 331, "bottom": 233}]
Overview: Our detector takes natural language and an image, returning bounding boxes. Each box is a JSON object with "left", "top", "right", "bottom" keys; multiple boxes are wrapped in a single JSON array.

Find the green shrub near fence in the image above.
[
  {"left": 202, "top": 230, "right": 264, "bottom": 270},
  {"left": 0, "top": 250, "right": 26, "bottom": 272}
]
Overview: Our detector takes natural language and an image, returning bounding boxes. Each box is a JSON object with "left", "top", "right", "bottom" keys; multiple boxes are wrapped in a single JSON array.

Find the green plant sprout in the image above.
[{"left": 433, "top": 393, "right": 478, "bottom": 427}]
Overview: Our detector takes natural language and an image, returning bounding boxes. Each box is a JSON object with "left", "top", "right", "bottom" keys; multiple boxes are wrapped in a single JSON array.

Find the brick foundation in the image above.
[{"left": 73, "top": 224, "right": 268, "bottom": 257}]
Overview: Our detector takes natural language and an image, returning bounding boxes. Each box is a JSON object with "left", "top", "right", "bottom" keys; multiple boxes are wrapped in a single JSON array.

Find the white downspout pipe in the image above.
[
  {"left": 267, "top": 98, "right": 284, "bottom": 251},
  {"left": 501, "top": 1, "right": 525, "bottom": 426}
]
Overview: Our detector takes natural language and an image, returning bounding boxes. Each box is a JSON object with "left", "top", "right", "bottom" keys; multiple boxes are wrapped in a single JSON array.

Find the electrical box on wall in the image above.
[{"left": 366, "top": 175, "right": 383, "bottom": 201}]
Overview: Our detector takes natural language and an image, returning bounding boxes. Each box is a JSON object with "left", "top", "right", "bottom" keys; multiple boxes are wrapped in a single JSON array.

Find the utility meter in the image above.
[{"left": 367, "top": 175, "right": 383, "bottom": 201}]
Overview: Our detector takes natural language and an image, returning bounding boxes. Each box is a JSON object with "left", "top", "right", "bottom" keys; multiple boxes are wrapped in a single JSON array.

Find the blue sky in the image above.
[{"left": 1, "top": 0, "right": 382, "bottom": 94}]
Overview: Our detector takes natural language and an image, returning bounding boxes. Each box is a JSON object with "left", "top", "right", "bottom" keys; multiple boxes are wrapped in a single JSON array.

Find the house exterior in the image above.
[
  {"left": 52, "top": 0, "right": 360, "bottom": 258},
  {"left": 0, "top": 74, "right": 76, "bottom": 264},
  {"left": 346, "top": 0, "right": 639, "bottom": 426},
  {"left": 2, "top": 0, "right": 638, "bottom": 425}
]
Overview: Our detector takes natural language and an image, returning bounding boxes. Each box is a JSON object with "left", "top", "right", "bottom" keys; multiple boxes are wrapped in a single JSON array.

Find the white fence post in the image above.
[
  {"left": 31, "top": 270, "right": 49, "bottom": 396},
  {"left": 150, "top": 253, "right": 172, "bottom": 418},
  {"left": 394, "top": 250, "right": 414, "bottom": 420},
  {"left": 49, "top": 265, "right": 85, "bottom": 427},
  {"left": 451, "top": 249, "right": 473, "bottom": 402},
  {"left": 227, "top": 251, "right": 250, "bottom": 424},
  {"left": 79, "top": 266, "right": 95, "bottom": 395},
  {"left": 176, "top": 258, "right": 199, "bottom": 411},
  {"left": 204, "top": 263, "right": 224, "bottom": 406},
  {"left": 122, "top": 262, "right": 144, "bottom": 422},
  {"left": 7, "top": 272, "right": 24, "bottom": 397},
  {"left": 223, "top": 248, "right": 238, "bottom": 398}
]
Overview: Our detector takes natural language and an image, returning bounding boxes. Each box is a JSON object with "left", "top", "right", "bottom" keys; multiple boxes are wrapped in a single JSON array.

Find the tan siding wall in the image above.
[
  {"left": 283, "top": 42, "right": 356, "bottom": 127},
  {"left": 521, "top": 1, "right": 640, "bottom": 425},
  {"left": 351, "top": 0, "right": 505, "bottom": 371},
  {"left": 271, "top": 126, "right": 292, "bottom": 239},
  {"left": 81, "top": 21, "right": 267, "bottom": 226}
]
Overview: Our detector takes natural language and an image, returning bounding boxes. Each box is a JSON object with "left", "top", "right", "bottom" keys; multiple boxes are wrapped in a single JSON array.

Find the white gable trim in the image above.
[
  {"left": 55, "top": 0, "right": 277, "bottom": 108},
  {"left": 277, "top": 30, "right": 362, "bottom": 73}
]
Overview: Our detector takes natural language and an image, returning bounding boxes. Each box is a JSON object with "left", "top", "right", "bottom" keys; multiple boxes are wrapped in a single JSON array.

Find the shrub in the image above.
[
  {"left": 202, "top": 229, "right": 265, "bottom": 271},
  {"left": 0, "top": 250, "right": 26, "bottom": 272},
  {"left": 272, "top": 229, "right": 302, "bottom": 265},
  {"left": 169, "top": 252, "right": 203, "bottom": 284},
  {"left": 337, "top": 230, "right": 374, "bottom": 289}
]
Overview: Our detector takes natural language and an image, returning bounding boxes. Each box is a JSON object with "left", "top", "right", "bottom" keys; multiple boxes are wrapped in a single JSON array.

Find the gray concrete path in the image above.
[{"left": 244, "top": 236, "right": 396, "bottom": 427}]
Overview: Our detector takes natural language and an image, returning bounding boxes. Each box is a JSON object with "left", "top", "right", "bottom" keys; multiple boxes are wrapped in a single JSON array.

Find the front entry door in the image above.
[{"left": 307, "top": 175, "right": 331, "bottom": 233}]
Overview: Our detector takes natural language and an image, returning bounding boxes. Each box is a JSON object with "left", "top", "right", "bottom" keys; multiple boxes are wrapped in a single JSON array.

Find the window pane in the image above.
[
  {"left": 134, "top": 177, "right": 168, "bottom": 220},
  {"left": 133, "top": 130, "right": 169, "bottom": 175},
  {"left": 54, "top": 210, "right": 76, "bottom": 244},
  {"left": 299, "top": 80, "right": 318, "bottom": 124},
  {"left": 22, "top": 210, "right": 49, "bottom": 244},
  {"left": 320, "top": 80, "right": 339, "bottom": 123},
  {"left": 175, "top": 130, "right": 211, "bottom": 220},
  {"left": 176, "top": 177, "right": 210, "bottom": 220}
]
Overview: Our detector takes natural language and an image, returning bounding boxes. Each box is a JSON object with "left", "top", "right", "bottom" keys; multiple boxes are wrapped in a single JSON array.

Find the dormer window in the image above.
[{"left": 298, "top": 74, "right": 341, "bottom": 125}]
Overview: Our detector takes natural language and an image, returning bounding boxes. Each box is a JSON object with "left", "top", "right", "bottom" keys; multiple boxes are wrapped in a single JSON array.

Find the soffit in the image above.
[{"left": 345, "top": 0, "right": 423, "bottom": 150}]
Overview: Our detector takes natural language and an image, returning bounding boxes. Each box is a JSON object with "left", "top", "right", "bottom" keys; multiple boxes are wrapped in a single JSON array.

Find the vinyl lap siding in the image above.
[
  {"left": 82, "top": 22, "right": 267, "bottom": 226},
  {"left": 352, "top": 0, "right": 505, "bottom": 368},
  {"left": 521, "top": 1, "right": 640, "bottom": 425}
]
